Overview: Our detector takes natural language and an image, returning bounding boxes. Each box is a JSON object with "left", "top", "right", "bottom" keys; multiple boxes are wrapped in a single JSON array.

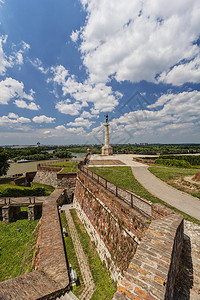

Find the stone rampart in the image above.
[
  {"left": 0, "top": 189, "right": 70, "bottom": 300},
  {"left": 75, "top": 167, "right": 184, "bottom": 299},
  {"left": 75, "top": 170, "right": 150, "bottom": 282},
  {"left": 33, "top": 166, "right": 76, "bottom": 203},
  {"left": 113, "top": 213, "right": 184, "bottom": 300}
]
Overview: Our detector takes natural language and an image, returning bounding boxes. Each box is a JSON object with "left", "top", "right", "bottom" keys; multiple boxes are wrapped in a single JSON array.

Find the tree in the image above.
[{"left": 0, "top": 148, "right": 10, "bottom": 176}]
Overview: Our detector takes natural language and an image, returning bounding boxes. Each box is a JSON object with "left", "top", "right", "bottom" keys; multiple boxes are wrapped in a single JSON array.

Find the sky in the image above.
[{"left": 0, "top": 0, "right": 200, "bottom": 146}]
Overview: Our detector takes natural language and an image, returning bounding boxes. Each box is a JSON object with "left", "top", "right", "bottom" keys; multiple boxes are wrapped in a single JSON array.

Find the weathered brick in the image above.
[
  {"left": 117, "top": 285, "right": 135, "bottom": 299},
  {"left": 154, "top": 275, "right": 166, "bottom": 286},
  {"left": 134, "top": 287, "right": 157, "bottom": 300},
  {"left": 120, "top": 279, "right": 134, "bottom": 291},
  {"left": 124, "top": 274, "right": 148, "bottom": 291},
  {"left": 129, "top": 263, "right": 151, "bottom": 276}
]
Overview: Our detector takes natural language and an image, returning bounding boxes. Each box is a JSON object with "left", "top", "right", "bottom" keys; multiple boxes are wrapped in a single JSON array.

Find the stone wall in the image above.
[
  {"left": 33, "top": 166, "right": 76, "bottom": 203},
  {"left": 75, "top": 170, "right": 150, "bottom": 282},
  {"left": 0, "top": 189, "right": 70, "bottom": 300},
  {"left": 113, "top": 213, "right": 184, "bottom": 300},
  {"left": 75, "top": 168, "right": 184, "bottom": 300}
]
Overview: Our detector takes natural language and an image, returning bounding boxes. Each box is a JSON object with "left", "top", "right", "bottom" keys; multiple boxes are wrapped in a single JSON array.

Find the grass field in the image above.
[
  {"left": 0, "top": 218, "right": 39, "bottom": 282},
  {"left": 70, "top": 209, "right": 116, "bottom": 299},
  {"left": 49, "top": 161, "right": 78, "bottom": 173},
  {"left": 149, "top": 166, "right": 200, "bottom": 199},
  {"left": 89, "top": 166, "right": 200, "bottom": 225}
]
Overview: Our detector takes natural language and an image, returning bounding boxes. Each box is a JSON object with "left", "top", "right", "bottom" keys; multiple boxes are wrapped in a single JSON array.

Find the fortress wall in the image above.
[
  {"left": 33, "top": 167, "right": 76, "bottom": 203},
  {"left": 0, "top": 189, "right": 70, "bottom": 300},
  {"left": 114, "top": 213, "right": 184, "bottom": 300},
  {"left": 75, "top": 168, "right": 184, "bottom": 300},
  {"left": 75, "top": 170, "right": 149, "bottom": 282}
]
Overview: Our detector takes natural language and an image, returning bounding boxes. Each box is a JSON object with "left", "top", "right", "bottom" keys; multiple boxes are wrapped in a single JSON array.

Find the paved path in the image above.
[
  {"left": 131, "top": 166, "right": 200, "bottom": 221},
  {"left": 90, "top": 154, "right": 200, "bottom": 220},
  {"left": 62, "top": 204, "right": 96, "bottom": 300}
]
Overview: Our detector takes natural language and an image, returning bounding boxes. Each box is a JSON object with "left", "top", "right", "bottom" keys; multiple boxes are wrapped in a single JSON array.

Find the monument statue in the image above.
[{"left": 101, "top": 114, "right": 113, "bottom": 156}]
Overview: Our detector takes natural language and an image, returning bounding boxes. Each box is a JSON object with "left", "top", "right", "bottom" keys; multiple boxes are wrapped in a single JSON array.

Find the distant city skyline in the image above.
[{"left": 0, "top": 0, "right": 200, "bottom": 146}]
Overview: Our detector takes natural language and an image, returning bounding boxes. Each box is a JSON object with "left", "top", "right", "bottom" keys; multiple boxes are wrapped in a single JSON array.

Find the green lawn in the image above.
[
  {"left": 149, "top": 166, "right": 200, "bottom": 200},
  {"left": 149, "top": 166, "right": 200, "bottom": 181},
  {"left": 89, "top": 166, "right": 200, "bottom": 225},
  {"left": 0, "top": 182, "right": 54, "bottom": 197},
  {"left": 49, "top": 162, "right": 78, "bottom": 173},
  {"left": 0, "top": 219, "right": 39, "bottom": 282},
  {"left": 70, "top": 209, "right": 116, "bottom": 300},
  {"left": 89, "top": 166, "right": 161, "bottom": 203}
]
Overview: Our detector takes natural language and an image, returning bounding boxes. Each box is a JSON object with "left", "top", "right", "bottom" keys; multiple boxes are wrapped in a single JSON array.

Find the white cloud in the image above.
[
  {"left": 0, "top": 36, "right": 30, "bottom": 75},
  {"left": 14, "top": 100, "right": 40, "bottom": 110},
  {"left": 32, "top": 115, "right": 55, "bottom": 123},
  {"left": 81, "top": 110, "right": 98, "bottom": 119},
  {"left": 0, "top": 113, "right": 31, "bottom": 127},
  {"left": 88, "top": 90, "right": 200, "bottom": 142},
  {"left": 51, "top": 65, "right": 121, "bottom": 115},
  {"left": 31, "top": 58, "right": 49, "bottom": 74},
  {"left": 78, "top": 0, "right": 200, "bottom": 85},
  {"left": 158, "top": 55, "right": 200, "bottom": 85},
  {"left": 55, "top": 124, "right": 86, "bottom": 136},
  {"left": 66, "top": 117, "right": 94, "bottom": 128},
  {"left": 0, "top": 77, "right": 35, "bottom": 105},
  {"left": 55, "top": 100, "right": 83, "bottom": 115},
  {"left": 70, "top": 30, "right": 80, "bottom": 42}
]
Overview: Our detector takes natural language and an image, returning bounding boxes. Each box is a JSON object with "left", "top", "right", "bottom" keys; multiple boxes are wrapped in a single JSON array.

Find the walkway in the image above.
[
  {"left": 131, "top": 166, "right": 200, "bottom": 221},
  {"left": 62, "top": 204, "right": 96, "bottom": 300},
  {"left": 90, "top": 154, "right": 200, "bottom": 221}
]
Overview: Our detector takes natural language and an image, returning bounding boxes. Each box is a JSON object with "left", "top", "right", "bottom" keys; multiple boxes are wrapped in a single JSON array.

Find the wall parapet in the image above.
[
  {"left": 78, "top": 165, "right": 152, "bottom": 219},
  {"left": 113, "top": 213, "right": 184, "bottom": 300},
  {"left": 0, "top": 189, "right": 70, "bottom": 300}
]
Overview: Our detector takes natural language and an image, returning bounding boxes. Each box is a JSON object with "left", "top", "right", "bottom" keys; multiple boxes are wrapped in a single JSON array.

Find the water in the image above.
[{"left": 3, "top": 153, "right": 86, "bottom": 177}]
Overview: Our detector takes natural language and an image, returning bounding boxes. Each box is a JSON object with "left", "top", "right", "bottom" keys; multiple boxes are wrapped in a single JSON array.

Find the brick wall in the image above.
[
  {"left": 75, "top": 170, "right": 150, "bottom": 281},
  {"left": 113, "top": 213, "right": 184, "bottom": 300},
  {"left": 0, "top": 189, "right": 70, "bottom": 300}
]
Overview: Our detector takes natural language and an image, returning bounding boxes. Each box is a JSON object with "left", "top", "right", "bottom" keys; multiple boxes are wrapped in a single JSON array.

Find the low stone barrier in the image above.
[{"left": 0, "top": 189, "right": 70, "bottom": 300}]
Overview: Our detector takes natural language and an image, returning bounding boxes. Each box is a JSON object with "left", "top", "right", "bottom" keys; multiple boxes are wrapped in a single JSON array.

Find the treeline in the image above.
[
  {"left": 155, "top": 155, "right": 200, "bottom": 168},
  {"left": 4, "top": 147, "right": 72, "bottom": 161}
]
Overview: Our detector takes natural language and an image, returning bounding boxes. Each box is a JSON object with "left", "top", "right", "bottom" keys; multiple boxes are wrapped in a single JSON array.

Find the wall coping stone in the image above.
[{"left": 113, "top": 213, "right": 184, "bottom": 300}]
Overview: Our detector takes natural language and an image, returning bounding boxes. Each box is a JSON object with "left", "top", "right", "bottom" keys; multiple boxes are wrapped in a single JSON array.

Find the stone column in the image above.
[{"left": 101, "top": 122, "right": 113, "bottom": 155}]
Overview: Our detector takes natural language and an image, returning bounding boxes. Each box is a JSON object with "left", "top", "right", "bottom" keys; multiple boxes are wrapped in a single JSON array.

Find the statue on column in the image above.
[{"left": 101, "top": 114, "right": 113, "bottom": 155}]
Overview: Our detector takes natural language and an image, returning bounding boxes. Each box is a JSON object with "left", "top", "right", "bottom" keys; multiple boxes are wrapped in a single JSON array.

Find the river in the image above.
[{"left": 3, "top": 153, "right": 86, "bottom": 177}]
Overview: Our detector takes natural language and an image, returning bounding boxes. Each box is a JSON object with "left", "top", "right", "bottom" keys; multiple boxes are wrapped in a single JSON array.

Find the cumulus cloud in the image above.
[
  {"left": 14, "top": 100, "right": 40, "bottom": 110},
  {"left": 0, "top": 113, "right": 31, "bottom": 127},
  {"left": 0, "top": 35, "right": 30, "bottom": 75},
  {"left": 66, "top": 117, "right": 94, "bottom": 128},
  {"left": 0, "top": 77, "right": 35, "bottom": 105},
  {"left": 32, "top": 115, "right": 55, "bottom": 123},
  {"left": 70, "top": 30, "right": 80, "bottom": 42},
  {"left": 51, "top": 65, "right": 121, "bottom": 115},
  {"left": 30, "top": 58, "right": 49, "bottom": 74},
  {"left": 158, "top": 55, "right": 200, "bottom": 85},
  {"left": 78, "top": 0, "right": 200, "bottom": 85},
  {"left": 89, "top": 90, "right": 200, "bottom": 142}
]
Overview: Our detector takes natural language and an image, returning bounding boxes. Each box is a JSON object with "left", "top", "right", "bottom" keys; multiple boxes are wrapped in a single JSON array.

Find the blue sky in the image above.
[{"left": 0, "top": 0, "right": 200, "bottom": 146}]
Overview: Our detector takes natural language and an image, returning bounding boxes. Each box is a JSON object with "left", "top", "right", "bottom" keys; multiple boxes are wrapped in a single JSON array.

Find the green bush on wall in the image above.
[{"left": 0, "top": 187, "right": 46, "bottom": 197}]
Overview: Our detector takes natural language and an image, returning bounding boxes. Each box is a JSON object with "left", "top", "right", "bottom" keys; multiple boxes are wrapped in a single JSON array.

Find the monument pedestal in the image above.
[{"left": 101, "top": 145, "right": 113, "bottom": 156}]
